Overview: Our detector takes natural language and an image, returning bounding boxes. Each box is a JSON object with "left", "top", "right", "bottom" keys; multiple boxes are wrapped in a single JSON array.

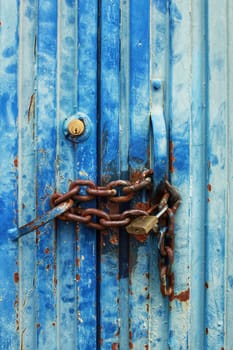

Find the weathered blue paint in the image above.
[
  {"left": 0, "top": 2, "right": 19, "bottom": 348},
  {"left": 99, "top": 0, "right": 120, "bottom": 349},
  {"left": 35, "top": 1, "right": 58, "bottom": 348},
  {"left": 1, "top": 0, "right": 233, "bottom": 349},
  {"left": 205, "top": 1, "right": 227, "bottom": 349},
  {"left": 128, "top": 1, "right": 150, "bottom": 349}
]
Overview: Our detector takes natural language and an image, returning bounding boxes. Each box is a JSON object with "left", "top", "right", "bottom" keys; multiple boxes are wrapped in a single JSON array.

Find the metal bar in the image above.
[{"left": 16, "top": 200, "right": 74, "bottom": 239}]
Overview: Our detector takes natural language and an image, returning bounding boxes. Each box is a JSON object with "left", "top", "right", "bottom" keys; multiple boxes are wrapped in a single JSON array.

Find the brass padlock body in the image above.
[{"left": 126, "top": 215, "right": 158, "bottom": 235}]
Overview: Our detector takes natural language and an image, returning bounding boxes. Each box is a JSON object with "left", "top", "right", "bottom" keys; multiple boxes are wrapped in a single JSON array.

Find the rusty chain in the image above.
[{"left": 50, "top": 170, "right": 181, "bottom": 297}]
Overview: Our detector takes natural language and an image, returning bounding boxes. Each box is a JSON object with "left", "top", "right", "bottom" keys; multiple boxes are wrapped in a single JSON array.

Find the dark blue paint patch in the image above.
[
  {"left": 61, "top": 296, "right": 75, "bottom": 303},
  {"left": 170, "top": 2, "right": 182, "bottom": 21},
  {"left": 65, "top": 0, "right": 75, "bottom": 7},
  {"left": 2, "top": 46, "right": 15, "bottom": 58},
  {"left": 69, "top": 308, "right": 75, "bottom": 314},
  {"left": 5, "top": 64, "right": 17, "bottom": 74},
  {"left": 65, "top": 36, "right": 74, "bottom": 46},
  {"left": 138, "top": 295, "right": 145, "bottom": 304},
  {"left": 0, "top": 92, "right": 9, "bottom": 119},
  {"left": 25, "top": 6, "right": 34, "bottom": 21},
  {"left": 228, "top": 276, "right": 233, "bottom": 289},
  {"left": 170, "top": 53, "right": 182, "bottom": 64},
  {"left": 155, "top": 0, "right": 167, "bottom": 14},
  {"left": 210, "top": 154, "right": 218, "bottom": 166},
  {"left": 169, "top": 329, "right": 174, "bottom": 341},
  {"left": 68, "top": 15, "right": 75, "bottom": 24}
]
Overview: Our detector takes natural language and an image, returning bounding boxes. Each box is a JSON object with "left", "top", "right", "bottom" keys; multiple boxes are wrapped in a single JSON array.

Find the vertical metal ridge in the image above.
[
  {"left": 168, "top": 0, "right": 192, "bottom": 348},
  {"left": 205, "top": 0, "right": 228, "bottom": 348},
  {"left": 18, "top": 0, "right": 38, "bottom": 348},
  {"left": 119, "top": 1, "right": 130, "bottom": 349},
  {"left": 225, "top": 1, "right": 233, "bottom": 349},
  {"left": 149, "top": 1, "right": 170, "bottom": 348},
  {"left": 189, "top": 0, "right": 207, "bottom": 348},
  {"left": 120, "top": 0, "right": 130, "bottom": 174}
]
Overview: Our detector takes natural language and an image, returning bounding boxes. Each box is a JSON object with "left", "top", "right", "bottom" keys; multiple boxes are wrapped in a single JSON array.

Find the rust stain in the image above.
[
  {"left": 14, "top": 272, "right": 19, "bottom": 284},
  {"left": 52, "top": 322, "right": 56, "bottom": 327},
  {"left": 129, "top": 331, "right": 133, "bottom": 349},
  {"left": 109, "top": 234, "right": 119, "bottom": 245},
  {"left": 207, "top": 184, "right": 212, "bottom": 192},
  {"left": 46, "top": 264, "right": 50, "bottom": 271},
  {"left": 14, "top": 157, "right": 18, "bottom": 167},
  {"left": 132, "top": 233, "right": 148, "bottom": 243},
  {"left": 28, "top": 93, "right": 35, "bottom": 122},
  {"left": 130, "top": 170, "right": 145, "bottom": 183},
  {"left": 205, "top": 282, "right": 209, "bottom": 288},
  {"left": 112, "top": 343, "right": 119, "bottom": 350},
  {"left": 170, "top": 288, "right": 190, "bottom": 302},
  {"left": 206, "top": 327, "right": 208, "bottom": 335},
  {"left": 134, "top": 202, "right": 150, "bottom": 212},
  {"left": 36, "top": 323, "right": 40, "bottom": 328},
  {"left": 44, "top": 248, "right": 50, "bottom": 254},
  {"left": 76, "top": 258, "right": 80, "bottom": 267},
  {"left": 76, "top": 274, "right": 81, "bottom": 281},
  {"left": 169, "top": 141, "right": 175, "bottom": 173},
  {"left": 145, "top": 345, "right": 149, "bottom": 350}
]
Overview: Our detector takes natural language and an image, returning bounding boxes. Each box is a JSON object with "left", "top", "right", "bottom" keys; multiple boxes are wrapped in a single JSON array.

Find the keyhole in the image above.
[{"left": 68, "top": 119, "right": 85, "bottom": 136}]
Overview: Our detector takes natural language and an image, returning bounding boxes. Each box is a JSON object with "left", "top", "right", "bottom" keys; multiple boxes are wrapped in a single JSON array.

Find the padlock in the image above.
[{"left": 126, "top": 205, "right": 168, "bottom": 235}]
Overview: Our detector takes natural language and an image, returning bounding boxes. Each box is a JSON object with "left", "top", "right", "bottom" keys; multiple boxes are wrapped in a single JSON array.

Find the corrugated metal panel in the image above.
[{"left": 1, "top": 0, "right": 233, "bottom": 349}]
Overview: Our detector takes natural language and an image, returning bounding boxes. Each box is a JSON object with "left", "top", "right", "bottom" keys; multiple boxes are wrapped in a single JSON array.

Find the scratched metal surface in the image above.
[{"left": 1, "top": 0, "right": 233, "bottom": 349}]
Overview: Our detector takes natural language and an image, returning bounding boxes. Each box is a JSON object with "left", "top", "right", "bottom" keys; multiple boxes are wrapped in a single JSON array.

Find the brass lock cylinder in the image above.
[{"left": 68, "top": 119, "right": 85, "bottom": 136}]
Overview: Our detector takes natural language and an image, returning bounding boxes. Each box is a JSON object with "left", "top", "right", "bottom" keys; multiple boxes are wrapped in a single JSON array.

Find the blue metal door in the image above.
[{"left": 1, "top": 0, "right": 232, "bottom": 349}]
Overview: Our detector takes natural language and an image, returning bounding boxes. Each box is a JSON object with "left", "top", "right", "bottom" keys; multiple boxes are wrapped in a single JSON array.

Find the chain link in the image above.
[{"left": 50, "top": 169, "right": 181, "bottom": 297}]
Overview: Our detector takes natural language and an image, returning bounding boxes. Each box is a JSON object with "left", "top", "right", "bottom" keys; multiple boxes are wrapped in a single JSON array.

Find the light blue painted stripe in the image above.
[
  {"left": 17, "top": 0, "right": 37, "bottom": 348},
  {"left": 56, "top": 0, "right": 78, "bottom": 348},
  {"left": 0, "top": 1, "right": 19, "bottom": 348},
  {"left": 36, "top": 0, "right": 58, "bottom": 348},
  {"left": 190, "top": 0, "right": 206, "bottom": 348},
  {"left": 226, "top": 2, "right": 233, "bottom": 349},
  {"left": 168, "top": 0, "right": 191, "bottom": 348},
  {"left": 99, "top": 0, "right": 120, "bottom": 349},
  {"left": 128, "top": 1, "right": 150, "bottom": 348},
  {"left": 149, "top": 1, "right": 169, "bottom": 348},
  {"left": 75, "top": 1, "right": 98, "bottom": 348},
  {"left": 119, "top": 1, "right": 130, "bottom": 348},
  {"left": 205, "top": 1, "right": 227, "bottom": 349}
]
